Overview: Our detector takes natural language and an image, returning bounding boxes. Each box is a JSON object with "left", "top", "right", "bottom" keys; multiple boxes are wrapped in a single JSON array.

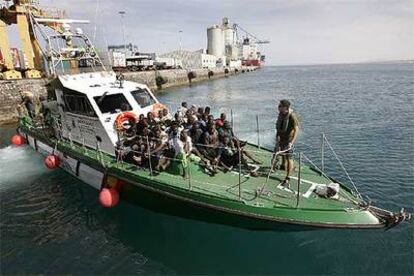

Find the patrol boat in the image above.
[{"left": 13, "top": 19, "right": 411, "bottom": 230}]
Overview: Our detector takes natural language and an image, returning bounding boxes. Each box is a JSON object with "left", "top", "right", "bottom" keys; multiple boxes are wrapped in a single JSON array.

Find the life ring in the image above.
[
  {"left": 152, "top": 103, "right": 168, "bottom": 117},
  {"left": 115, "top": 111, "right": 138, "bottom": 131}
]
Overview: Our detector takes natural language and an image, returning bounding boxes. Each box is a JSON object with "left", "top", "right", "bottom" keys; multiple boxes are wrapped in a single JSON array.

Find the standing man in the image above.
[
  {"left": 275, "top": 99, "right": 299, "bottom": 187},
  {"left": 19, "top": 91, "right": 35, "bottom": 119}
]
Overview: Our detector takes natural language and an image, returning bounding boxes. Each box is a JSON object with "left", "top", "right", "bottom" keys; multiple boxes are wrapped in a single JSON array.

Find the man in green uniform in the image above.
[{"left": 275, "top": 99, "right": 299, "bottom": 187}]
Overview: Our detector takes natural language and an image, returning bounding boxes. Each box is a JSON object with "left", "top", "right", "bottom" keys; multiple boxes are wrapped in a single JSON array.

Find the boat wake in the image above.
[{"left": 0, "top": 145, "right": 48, "bottom": 192}]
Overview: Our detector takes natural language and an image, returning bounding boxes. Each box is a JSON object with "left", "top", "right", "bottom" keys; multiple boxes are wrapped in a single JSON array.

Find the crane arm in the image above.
[{"left": 234, "top": 23, "right": 270, "bottom": 44}]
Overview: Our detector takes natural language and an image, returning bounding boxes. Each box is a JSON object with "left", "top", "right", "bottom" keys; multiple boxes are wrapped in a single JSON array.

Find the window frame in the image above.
[
  {"left": 130, "top": 88, "right": 156, "bottom": 108},
  {"left": 93, "top": 93, "right": 132, "bottom": 114},
  {"left": 62, "top": 88, "right": 97, "bottom": 117}
]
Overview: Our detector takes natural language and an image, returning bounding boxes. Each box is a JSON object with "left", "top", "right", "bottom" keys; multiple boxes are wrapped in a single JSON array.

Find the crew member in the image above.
[
  {"left": 19, "top": 91, "right": 35, "bottom": 119},
  {"left": 275, "top": 99, "right": 299, "bottom": 187},
  {"left": 39, "top": 95, "right": 51, "bottom": 125}
]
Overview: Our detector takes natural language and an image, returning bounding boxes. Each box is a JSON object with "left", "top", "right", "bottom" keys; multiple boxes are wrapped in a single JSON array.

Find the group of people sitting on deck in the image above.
[{"left": 116, "top": 102, "right": 262, "bottom": 177}]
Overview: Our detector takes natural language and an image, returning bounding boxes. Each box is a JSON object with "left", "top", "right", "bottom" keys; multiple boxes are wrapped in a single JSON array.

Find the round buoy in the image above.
[
  {"left": 99, "top": 188, "right": 119, "bottom": 208},
  {"left": 44, "top": 154, "right": 60, "bottom": 169},
  {"left": 115, "top": 111, "right": 138, "bottom": 132},
  {"left": 11, "top": 134, "right": 25, "bottom": 146}
]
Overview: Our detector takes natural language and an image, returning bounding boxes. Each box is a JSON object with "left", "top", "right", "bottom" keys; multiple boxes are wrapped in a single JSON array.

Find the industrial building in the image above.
[
  {"left": 160, "top": 50, "right": 217, "bottom": 69},
  {"left": 206, "top": 17, "right": 268, "bottom": 68},
  {"left": 161, "top": 17, "right": 268, "bottom": 70}
]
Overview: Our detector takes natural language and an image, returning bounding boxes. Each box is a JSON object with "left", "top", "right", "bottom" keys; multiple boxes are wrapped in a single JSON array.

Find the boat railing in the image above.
[{"left": 23, "top": 114, "right": 364, "bottom": 206}]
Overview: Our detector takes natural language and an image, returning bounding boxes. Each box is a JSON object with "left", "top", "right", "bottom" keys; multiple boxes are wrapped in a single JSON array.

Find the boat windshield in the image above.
[
  {"left": 94, "top": 93, "right": 132, "bottom": 114},
  {"left": 131, "top": 88, "right": 156, "bottom": 108}
]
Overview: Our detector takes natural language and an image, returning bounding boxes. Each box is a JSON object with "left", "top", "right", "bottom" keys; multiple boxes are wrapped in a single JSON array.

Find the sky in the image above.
[{"left": 5, "top": 0, "right": 414, "bottom": 65}]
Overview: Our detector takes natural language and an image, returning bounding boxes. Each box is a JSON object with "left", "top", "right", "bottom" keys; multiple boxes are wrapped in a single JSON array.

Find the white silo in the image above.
[
  {"left": 223, "top": 28, "right": 235, "bottom": 47},
  {"left": 207, "top": 25, "right": 224, "bottom": 58},
  {"left": 222, "top": 18, "right": 234, "bottom": 47}
]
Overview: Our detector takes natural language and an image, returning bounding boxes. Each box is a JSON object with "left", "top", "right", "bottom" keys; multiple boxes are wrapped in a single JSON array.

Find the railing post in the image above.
[
  {"left": 146, "top": 135, "right": 153, "bottom": 176},
  {"left": 95, "top": 140, "right": 100, "bottom": 160},
  {"left": 69, "top": 132, "right": 73, "bottom": 148},
  {"left": 296, "top": 152, "right": 302, "bottom": 208},
  {"left": 321, "top": 133, "right": 325, "bottom": 173},
  {"left": 82, "top": 138, "right": 87, "bottom": 154},
  {"left": 187, "top": 156, "right": 192, "bottom": 190},
  {"left": 230, "top": 109, "right": 234, "bottom": 130},
  {"left": 256, "top": 114, "right": 260, "bottom": 149},
  {"left": 238, "top": 146, "right": 242, "bottom": 200}
]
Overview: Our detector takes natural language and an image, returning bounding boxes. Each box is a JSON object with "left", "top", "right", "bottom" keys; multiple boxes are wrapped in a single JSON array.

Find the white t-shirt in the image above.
[
  {"left": 178, "top": 107, "right": 188, "bottom": 117},
  {"left": 169, "top": 136, "right": 192, "bottom": 156},
  {"left": 184, "top": 136, "right": 193, "bottom": 153}
]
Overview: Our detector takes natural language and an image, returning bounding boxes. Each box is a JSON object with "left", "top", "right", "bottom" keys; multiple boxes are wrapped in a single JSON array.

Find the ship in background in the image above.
[
  {"left": 241, "top": 37, "right": 266, "bottom": 67},
  {"left": 207, "top": 17, "right": 269, "bottom": 67}
]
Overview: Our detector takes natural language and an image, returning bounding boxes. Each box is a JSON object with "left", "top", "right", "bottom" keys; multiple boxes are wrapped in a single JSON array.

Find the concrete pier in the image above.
[{"left": 0, "top": 66, "right": 258, "bottom": 125}]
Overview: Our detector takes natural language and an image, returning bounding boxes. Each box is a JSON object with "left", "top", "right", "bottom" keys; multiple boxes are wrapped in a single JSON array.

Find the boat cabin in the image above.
[{"left": 48, "top": 71, "right": 161, "bottom": 155}]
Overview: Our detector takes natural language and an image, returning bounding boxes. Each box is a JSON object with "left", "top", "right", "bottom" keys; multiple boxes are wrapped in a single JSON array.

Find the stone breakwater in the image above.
[{"left": 0, "top": 67, "right": 258, "bottom": 125}]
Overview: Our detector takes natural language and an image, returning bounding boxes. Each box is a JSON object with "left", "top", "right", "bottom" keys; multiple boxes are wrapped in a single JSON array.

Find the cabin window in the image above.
[
  {"left": 94, "top": 93, "right": 132, "bottom": 114},
  {"left": 63, "top": 88, "right": 96, "bottom": 117},
  {"left": 131, "top": 88, "right": 156, "bottom": 108}
]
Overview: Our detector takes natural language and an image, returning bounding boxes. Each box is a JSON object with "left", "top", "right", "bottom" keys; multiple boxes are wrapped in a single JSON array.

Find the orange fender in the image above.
[{"left": 152, "top": 103, "right": 168, "bottom": 117}]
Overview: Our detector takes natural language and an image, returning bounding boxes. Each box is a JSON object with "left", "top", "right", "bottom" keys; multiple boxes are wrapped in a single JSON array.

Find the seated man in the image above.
[
  {"left": 177, "top": 102, "right": 188, "bottom": 117},
  {"left": 175, "top": 130, "right": 217, "bottom": 177},
  {"left": 173, "top": 112, "right": 185, "bottom": 126},
  {"left": 199, "top": 123, "right": 219, "bottom": 163},
  {"left": 145, "top": 125, "right": 168, "bottom": 172},
  {"left": 147, "top": 111, "right": 158, "bottom": 127},
  {"left": 215, "top": 136, "right": 259, "bottom": 177},
  {"left": 136, "top": 114, "right": 147, "bottom": 135},
  {"left": 204, "top": 106, "right": 211, "bottom": 116},
  {"left": 196, "top": 107, "right": 204, "bottom": 117},
  {"left": 132, "top": 126, "right": 151, "bottom": 167},
  {"left": 215, "top": 113, "right": 226, "bottom": 128},
  {"left": 215, "top": 136, "right": 237, "bottom": 171},
  {"left": 183, "top": 112, "right": 197, "bottom": 131},
  {"left": 218, "top": 120, "right": 234, "bottom": 140},
  {"left": 207, "top": 114, "right": 215, "bottom": 126},
  {"left": 158, "top": 109, "right": 172, "bottom": 127},
  {"left": 156, "top": 128, "right": 189, "bottom": 177},
  {"left": 176, "top": 131, "right": 193, "bottom": 178},
  {"left": 219, "top": 120, "right": 262, "bottom": 165},
  {"left": 156, "top": 122, "right": 180, "bottom": 172},
  {"left": 190, "top": 122, "right": 204, "bottom": 146}
]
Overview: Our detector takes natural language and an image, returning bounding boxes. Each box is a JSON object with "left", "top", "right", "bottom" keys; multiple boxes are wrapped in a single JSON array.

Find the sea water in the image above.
[{"left": 1, "top": 63, "right": 413, "bottom": 275}]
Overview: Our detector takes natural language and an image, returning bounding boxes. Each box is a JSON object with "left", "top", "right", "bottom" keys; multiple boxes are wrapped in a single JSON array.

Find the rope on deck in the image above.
[{"left": 323, "top": 136, "right": 362, "bottom": 200}]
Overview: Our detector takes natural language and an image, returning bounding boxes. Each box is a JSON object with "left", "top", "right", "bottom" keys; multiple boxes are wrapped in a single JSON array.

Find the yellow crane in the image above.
[{"left": 0, "top": 0, "right": 65, "bottom": 80}]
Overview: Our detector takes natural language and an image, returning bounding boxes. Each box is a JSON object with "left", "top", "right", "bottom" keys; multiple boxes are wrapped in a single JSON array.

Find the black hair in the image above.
[{"left": 279, "top": 99, "right": 290, "bottom": 108}]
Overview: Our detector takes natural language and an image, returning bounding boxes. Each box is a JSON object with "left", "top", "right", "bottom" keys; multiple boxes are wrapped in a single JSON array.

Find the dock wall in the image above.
[{"left": 0, "top": 67, "right": 258, "bottom": 125}]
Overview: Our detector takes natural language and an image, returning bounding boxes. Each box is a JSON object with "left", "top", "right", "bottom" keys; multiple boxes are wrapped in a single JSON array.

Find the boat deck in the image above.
[{"left": 112, "top": 144, "right": 358, "bottom": 211}]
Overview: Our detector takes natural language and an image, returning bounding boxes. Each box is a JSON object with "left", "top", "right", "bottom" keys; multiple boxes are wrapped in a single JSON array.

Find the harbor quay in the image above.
[{"left": 0, "top": 66, "right": 258, "bottom": 125}]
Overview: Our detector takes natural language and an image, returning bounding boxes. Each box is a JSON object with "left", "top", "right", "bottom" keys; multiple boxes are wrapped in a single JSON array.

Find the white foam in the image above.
[{"left": 0, "top": 145, "right": 48, "bottom": 191}]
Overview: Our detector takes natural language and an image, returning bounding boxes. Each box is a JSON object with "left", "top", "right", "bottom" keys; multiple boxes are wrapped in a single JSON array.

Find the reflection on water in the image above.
[{"left": 1, "top": 63, "right": 413, "bottom": 275}]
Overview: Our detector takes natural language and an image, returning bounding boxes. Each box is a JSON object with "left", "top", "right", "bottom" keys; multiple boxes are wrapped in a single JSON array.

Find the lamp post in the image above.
[
  {"left": 178, "top": 30, "right": 183, "bottom": 51},
  {"left": 162, "top": 41, "right": 166, "bottom": 54},
  {"left": 118, "top": 11, "right": 126, "bottom": 52}
]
